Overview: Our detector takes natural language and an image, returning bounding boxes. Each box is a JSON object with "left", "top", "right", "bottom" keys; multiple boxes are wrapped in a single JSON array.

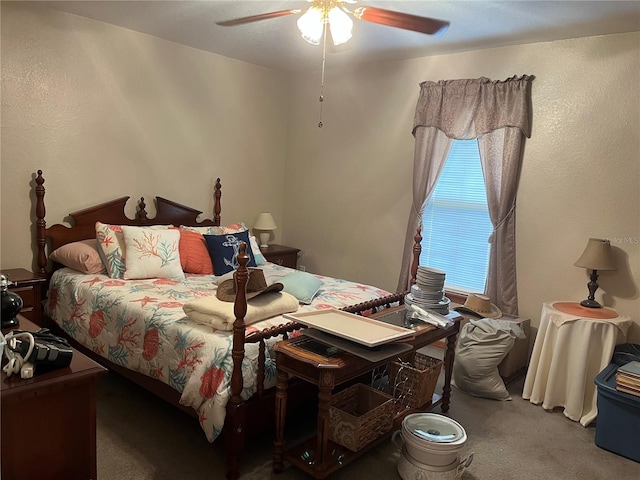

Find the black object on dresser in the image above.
[
  {"left": 1, "top": 273, "right": 23, "bottom": 329},
  {"left": 1, "top": 268, "right": 47, "bottom": 326}
]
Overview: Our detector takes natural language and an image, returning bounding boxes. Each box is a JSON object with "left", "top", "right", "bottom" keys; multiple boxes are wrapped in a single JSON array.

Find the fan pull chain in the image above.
[{"left": 318, "top": 20, "right": 328, "bottom": 128}]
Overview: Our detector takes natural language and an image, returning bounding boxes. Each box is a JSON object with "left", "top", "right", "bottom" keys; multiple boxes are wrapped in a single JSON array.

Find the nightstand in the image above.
[
  {"left": 1, "top": 316, "right": 107, "bottom": 480},
  {"left": 1, "top": 268, "right": 47, "bottom": 326},
  {"left": 261, "top": 244, "right": 300, "bottom": 269}
]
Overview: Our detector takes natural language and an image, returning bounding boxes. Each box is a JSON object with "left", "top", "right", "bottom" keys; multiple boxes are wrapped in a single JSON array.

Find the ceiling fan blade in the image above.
[
  {"left": 217, "top": 9, "right": 301, "bottom": 27},
  {"left": 353, "top": 6, "right": 449, "bottom": 36}
]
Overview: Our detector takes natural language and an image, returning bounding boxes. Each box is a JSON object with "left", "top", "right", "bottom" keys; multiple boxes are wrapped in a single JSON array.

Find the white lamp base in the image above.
[{"left": 259, "top": 232, "right": 270, "bottom": 249}]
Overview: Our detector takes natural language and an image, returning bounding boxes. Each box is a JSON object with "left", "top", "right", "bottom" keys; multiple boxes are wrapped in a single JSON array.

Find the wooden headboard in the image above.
[{"left": 34, "top": 170, "right": 222, "bottom": 275}]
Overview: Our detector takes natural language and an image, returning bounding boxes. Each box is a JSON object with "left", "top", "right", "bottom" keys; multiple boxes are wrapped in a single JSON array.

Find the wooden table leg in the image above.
[
  {"left": 273, "top": 368, "right": 289, "bottom": 473},
  {"left": 314, "top": 372, "right": 333, "bottom": 479},
  {"left": 441, "top": 332, "right": 457, "bottom": 413}
]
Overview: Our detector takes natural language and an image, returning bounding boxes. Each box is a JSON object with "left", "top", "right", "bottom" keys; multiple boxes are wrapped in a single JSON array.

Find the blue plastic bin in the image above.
[{"left": 594, "top": 343, "right": 640, "bottom": 463}]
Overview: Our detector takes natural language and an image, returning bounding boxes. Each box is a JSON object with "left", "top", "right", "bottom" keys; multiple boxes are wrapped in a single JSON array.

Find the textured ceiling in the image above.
[{"left": 35, "top": 1, "right": 640, "bottom": 72}]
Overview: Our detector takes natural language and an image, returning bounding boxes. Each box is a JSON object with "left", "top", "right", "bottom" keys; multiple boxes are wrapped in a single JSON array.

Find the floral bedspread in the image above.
[{"left": 44, "top": 264, "right": 390, "bottom": 442}]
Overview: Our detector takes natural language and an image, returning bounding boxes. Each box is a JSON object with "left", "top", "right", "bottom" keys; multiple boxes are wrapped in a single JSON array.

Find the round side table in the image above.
[{"left": 522, "top": 302, "right": 631, "bottom": 426}]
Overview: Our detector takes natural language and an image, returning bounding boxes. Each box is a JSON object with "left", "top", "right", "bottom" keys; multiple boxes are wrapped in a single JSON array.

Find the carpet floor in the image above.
[{"left": 96, "top": 361, "right": 639, "bottom": 479}]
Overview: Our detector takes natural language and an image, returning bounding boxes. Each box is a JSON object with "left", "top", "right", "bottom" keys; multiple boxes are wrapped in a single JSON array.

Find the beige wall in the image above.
[
  {"left": 2, "top": 4, "right": 638, "bottom": 341},
  {"left": 284, "top": 33, "right": 640, "bottom": 341},
  {"left": 1, "top": 3, "right": 290, "bottom": 270}
]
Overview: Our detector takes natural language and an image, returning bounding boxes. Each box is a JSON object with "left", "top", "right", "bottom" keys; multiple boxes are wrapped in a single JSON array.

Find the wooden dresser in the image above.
[
  {"left": 1, "top": 316, "right": 107, "bottom": 479},
  {"left": 261, "top": 244, "right": 300, "bottom": 269}
]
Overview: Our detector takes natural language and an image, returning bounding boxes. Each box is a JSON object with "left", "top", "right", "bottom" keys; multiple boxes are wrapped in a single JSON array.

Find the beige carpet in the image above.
[{"left": 96, "top": 365, "right": 639, "bottom": 480}]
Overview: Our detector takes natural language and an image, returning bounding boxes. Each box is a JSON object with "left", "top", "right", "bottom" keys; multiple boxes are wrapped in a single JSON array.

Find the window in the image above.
[{"left": 420, "top": 139, "right": 493, "bottom": 293}]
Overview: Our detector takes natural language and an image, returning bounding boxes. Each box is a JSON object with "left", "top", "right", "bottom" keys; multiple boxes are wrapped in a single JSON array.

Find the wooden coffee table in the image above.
[{"left": 272, "top": 306, "right": 461, "bottom": 479}]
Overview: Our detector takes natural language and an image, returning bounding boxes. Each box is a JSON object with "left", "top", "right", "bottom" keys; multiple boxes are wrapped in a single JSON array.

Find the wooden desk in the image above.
[
  {"left": 272, "top": 307, "right": 461, "bottom": 479},
  {"left": 1, "top": 316, "right": 107, "bottom": 480}
]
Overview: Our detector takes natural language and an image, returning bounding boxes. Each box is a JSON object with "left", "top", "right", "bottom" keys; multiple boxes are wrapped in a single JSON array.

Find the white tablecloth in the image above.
[{"left": 522, "top": 302, "right": 632, "bottom": 426}]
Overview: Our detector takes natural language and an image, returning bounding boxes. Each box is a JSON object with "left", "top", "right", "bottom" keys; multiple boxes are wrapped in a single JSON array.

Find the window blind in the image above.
[{"left": 420, "top": 139, "right": 493, "bottom": 293}]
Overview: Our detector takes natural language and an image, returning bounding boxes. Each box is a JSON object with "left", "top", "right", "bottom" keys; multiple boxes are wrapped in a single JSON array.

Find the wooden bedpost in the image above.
[
  {"left": 410, "top": 225, "right": 422, "bottom": 286},
  {"left": 214, "top": 178, "right": 222, "bottom": 226},
  {"left": 35, "top": 170, "right": 47, "bottom": 274},
  {"left": 225, "top": 242, "right": 249, "bottom": 480},
  {"left": 137, "top": 197, "right": 148, "bottom": 223}
]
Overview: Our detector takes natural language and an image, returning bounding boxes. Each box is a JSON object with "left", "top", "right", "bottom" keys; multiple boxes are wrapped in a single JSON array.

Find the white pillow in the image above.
[
  {"left": 96, "top": 223, "right": 172, "bottom": 278},
  {"left": 250, "top": 236, "right": 266, "bottom": 265},
  {"left": 180, "top": 223, "right": 247, "bottom": 235},
  {"left": 452, "top": 318, "right": 524, "bottom": 401},
  {"left": 122, "top": 226, "right": 184, "bottom": 280}
]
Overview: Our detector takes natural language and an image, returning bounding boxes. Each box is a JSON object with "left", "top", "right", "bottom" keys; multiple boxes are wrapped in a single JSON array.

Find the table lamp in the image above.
[
  {"left": 574, "top": 238, "right": 616, "bottom": 308},
  {"left": 254, "top": 212, "right": 277, "bottom": 249}
]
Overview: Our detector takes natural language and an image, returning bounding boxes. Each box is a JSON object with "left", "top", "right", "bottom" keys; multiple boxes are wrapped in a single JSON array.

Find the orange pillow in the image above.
[{"left": 174, "top": 228, "right": 214, "bottom": 274}]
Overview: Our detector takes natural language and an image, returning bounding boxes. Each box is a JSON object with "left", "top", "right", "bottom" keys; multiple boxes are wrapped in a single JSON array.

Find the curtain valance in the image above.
[{"left": 412, "top": 75, "right": 534, "bottom": 139}]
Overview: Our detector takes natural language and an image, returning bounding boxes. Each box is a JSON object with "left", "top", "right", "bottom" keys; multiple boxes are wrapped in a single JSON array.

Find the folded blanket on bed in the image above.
[{"left": 182, "top": 291, "right": 299, "bottom": 330}]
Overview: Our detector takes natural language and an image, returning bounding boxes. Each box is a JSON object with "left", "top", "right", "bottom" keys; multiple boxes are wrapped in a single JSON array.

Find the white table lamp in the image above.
[{"left": 254, "top": 212, "right": 277, "bottom": 249}]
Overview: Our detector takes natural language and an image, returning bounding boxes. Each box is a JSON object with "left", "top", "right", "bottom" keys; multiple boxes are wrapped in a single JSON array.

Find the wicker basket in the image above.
[
  {"left": 389, "top": 352, "right": 443, "bottom": 408},
  {"left": 329, "top": 383, "right": 394, "bottom": 452}
]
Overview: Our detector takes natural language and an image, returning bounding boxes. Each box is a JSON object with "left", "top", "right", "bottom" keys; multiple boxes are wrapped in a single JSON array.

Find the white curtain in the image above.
[{"left": 397, "top": 76, "right": 534, "bottom": 314}]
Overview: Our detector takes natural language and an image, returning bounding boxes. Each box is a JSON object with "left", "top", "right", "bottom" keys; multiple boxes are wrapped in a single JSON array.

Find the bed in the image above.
[{"left": 32, "top": 170, "right": 420, "bottom": 480}]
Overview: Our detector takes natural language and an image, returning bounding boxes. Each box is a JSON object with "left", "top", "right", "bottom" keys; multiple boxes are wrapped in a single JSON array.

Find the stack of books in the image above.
[{"left": 615, "top": 361, "right": 640, "bottom": 397}]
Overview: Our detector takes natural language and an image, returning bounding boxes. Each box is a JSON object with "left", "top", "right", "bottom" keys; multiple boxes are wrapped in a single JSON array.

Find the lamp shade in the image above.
[
  {"left": 254, "top": 212, "right": 277, "bottom": 231},
  {"left": 328, "top": 6, "right": 353, "bottom": 45},
  {"left": 574, "top": 238, "right": 616, "bottom": 271},
  {"left": 297, "top": 7, "right": 323, "bottom": 45},
  {"left": 297, "top": 5, "right": 353, "bottom": 46}
]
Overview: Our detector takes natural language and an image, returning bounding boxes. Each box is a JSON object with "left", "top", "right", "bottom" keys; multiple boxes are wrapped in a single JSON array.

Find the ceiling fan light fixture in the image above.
[
  {"left": 328, "top": 6, "right": 353, "bottom": 45},
  {"left": 297, "top": 7, "right": 324, "bottom": 45},
  {"left": 217, "top": 0, "right": 451, "bottom": 128}
]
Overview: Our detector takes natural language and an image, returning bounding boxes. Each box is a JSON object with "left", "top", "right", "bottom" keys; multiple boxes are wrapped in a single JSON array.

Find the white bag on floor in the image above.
[{"left": 453, "top": 318, "right": 525, "bottom": 401}]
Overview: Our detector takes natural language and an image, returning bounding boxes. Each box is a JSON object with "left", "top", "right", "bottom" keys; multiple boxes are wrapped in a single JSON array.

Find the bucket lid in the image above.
[{"left": 403, "top": 413, "right": 466, "bottom": 443}]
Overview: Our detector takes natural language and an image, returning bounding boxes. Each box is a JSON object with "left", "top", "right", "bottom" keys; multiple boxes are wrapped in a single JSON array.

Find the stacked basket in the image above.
[
  {"left": 389, "top": 351, "right": 443, "bottom": 410},
  {"left": 329, "top": 383, "right": 394, "bottom": 452}
]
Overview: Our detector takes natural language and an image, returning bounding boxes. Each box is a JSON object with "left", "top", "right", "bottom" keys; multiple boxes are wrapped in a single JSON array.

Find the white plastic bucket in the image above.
[
  {"left": 393, "top": 413, "right": 467, "bottom": 467},
  {"left": 396, "top": 446, "right": 473, "bottom": 480}
]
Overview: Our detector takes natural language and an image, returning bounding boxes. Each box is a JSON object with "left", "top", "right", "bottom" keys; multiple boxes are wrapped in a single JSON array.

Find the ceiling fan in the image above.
[
  {"left": 216, "top": 0, "right": 450, "bottom": 46},
  {"left": 218, "top": 1, "right": 450, "bottom": 127}
]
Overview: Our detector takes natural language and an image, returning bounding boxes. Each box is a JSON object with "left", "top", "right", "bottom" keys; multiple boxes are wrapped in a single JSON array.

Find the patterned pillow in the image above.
[
  {"left": 95, "top": 222, "right": 126, "bottom": 278},
  {"left": 180, "top": 223, "right": 247, "bottom": 236},
  {"left": 122, "top": 226, "right": 184, "bottom": 280},
  {"left": 174, "top": 228, "right": 214, "bottom": 275},
  {"left": 204, "top": 230, "right": 257, "bottom": 276}
]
